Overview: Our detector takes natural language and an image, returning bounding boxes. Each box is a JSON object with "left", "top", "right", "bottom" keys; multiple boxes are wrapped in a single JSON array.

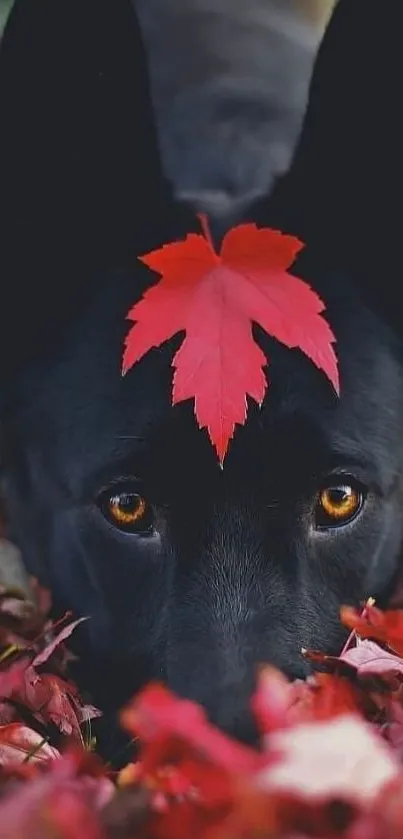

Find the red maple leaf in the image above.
[
  {"left": 121, "top": 683, "right": 261, "bottom": 776},
  {"left": 18, "top": 669, "right": 101, "bottom": 739},
  {"left": 31, "top": 617, "right": 88, "bottom": 668},
  {"left": 341, "top": 640, "right": 403, "bottom": 681},
  {"left": 1, "top": 606, "right": 101, "bottom": 744},
  {"left": 341, "top": 605, "right": 403, "bottom": 658},
  {"left": 289, "top": 673, "right": 365, "bottom": 724},
  {"left": 120, "top": 684, "right": 264, "bottom": 839},
  {"left": 0, "top": 723, "right": 60, "bottom": 764},
  {"left": 0, "top": 663, "right": 25, "bottom": 702},
  {"left": 122, "top": 216, "right": 339, "bottom": 464},
  {"left": 0, "top": 751, "right": 113, "bottom": 839},
  {"left": 250, "top": 666, "right": 293, "bottom": 736}
]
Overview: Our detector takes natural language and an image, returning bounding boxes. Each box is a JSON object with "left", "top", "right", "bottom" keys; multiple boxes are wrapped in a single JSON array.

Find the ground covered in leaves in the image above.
[{"left": 3, "top": 582, "right": 403, "bottom": 838}]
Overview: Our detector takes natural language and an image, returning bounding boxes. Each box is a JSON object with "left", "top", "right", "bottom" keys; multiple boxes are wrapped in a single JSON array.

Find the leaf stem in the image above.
[
  {"left": 0, "top": 644, "right": 20, "bottom": 663},
  {"left": 340, "top": 597, "right": 375, "bottom": 656},
  {"left": 23, "top": 736, "right": 49, "bottom": 763},
  {"left": 197, "top": 214, "right": 216, "bottom": 254}
]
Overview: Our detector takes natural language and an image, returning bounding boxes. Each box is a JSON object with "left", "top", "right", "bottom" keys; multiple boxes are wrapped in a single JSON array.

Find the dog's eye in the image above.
[
  {"left": 315, "top": 481, "right": 364, "bottom": 529},
  {"left": 98, "top": 484, "right": 154, "bottom": 534}
]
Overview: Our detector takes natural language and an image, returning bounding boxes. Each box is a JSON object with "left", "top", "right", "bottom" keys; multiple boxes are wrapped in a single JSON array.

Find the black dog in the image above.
[{"left": 0, "top": 0, "right": 402, "bottom": 758}]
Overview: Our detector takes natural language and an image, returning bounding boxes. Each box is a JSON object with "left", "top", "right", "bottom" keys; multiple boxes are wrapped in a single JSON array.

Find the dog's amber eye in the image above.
[
  {"left": 316, "top": 483, "right": 364, "bottom": 529},
  {"left": 109, "top": 492, "right": 146, "bottom": 525},
  {"left": 98, "top": 485, "right": 154, "bottom": 534}
]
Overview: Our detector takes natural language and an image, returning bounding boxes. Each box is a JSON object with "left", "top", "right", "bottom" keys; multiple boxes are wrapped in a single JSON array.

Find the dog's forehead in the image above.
[{"left": 13, "top": 273, "right": 403, "bottom": 492}]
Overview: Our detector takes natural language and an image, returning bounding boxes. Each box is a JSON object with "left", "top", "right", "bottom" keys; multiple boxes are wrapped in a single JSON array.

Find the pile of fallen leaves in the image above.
[{"left": 3, "top": 584, "right": 403, "bottom": 837}]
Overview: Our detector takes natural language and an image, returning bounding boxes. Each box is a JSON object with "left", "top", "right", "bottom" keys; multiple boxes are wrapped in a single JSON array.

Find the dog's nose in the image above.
[
  {"left": 203, "top": 686, "right": 261, "bottom": 747},
  {"left": 167, "top": 661, "right": 260, "bottom": 747}
]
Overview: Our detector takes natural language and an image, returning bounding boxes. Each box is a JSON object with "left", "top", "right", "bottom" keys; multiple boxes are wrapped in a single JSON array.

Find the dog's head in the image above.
[{"left": 0, "top": 0, "right": 402, "bottom": 753}]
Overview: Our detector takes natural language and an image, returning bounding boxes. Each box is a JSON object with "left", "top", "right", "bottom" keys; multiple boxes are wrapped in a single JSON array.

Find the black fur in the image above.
[{"left": 0, "top": 0, "right": 403, "bottom": 760}]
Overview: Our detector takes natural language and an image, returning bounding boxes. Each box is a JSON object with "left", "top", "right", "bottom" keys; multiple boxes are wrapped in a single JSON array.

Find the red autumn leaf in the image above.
[
  {"left": 18, "top": 669, "right": 101, "bottom": 739},
  {"left": 0, "top": 662, "right": 25, "bottom": 700},
  {"left": 342, "top": 605, "right": 403, "bottom": 657},
  {"left": 3, "top": 661, "right": 100, "bottom": 743},
  {"left": 341, "top": 640, "right": 403, "bottom": 681},
  {"left": 121, "top": 684, "right": 261, "bottom": 776},
  {"left": 289, "top": 674, "right": 364, "bottom": 723},
  {"left": 32, "top": 616, "right": 88, "bottom": 668},
  {"left": 0, "top": 755, "right": 112, "bottom": 839},
  {"left": 367, "top": 774, "right": 403, "bottom": 839},
  {"left": 37, "top": 786, "right": 107, "bottom": 839},
  {"left": 0, "top": 723, "right": 59, "bottom": 764},
  {"left": 123, "top": 217, "right": 339, "bottom": 463},
  {"left": 250, "top": 666, "right": 293, "bottom": 736},
  {"left": 120, "top": 685, "right": 266, "bottom": 839},
  {"left": 0, "top": 609, "right": 101, "bottom": 743}
]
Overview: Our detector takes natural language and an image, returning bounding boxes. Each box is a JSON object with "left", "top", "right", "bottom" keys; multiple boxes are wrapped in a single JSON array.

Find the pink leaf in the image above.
[
  {"left": 0, "top": 723, "right": 60, "bottom": 764},
  {"left": 32, "top": 617, "right": 88, "bottom": 668},
  {"left": 258, "top": 714, "right": 399, "bottom": 805},
  {"left": 341, "top": 640, "right": 403, "bottom": 679}
]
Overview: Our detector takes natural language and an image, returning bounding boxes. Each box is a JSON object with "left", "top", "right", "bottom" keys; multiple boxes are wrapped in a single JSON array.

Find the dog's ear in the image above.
[
  {"left": 135, "top": 0, "right": 326, "bottom": 219},
  {"left": 0, "top": 0, "right": 196, "bottom": 380},
  {"left": 253, "top": 0, "right": 402, "bottom": 331}
]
